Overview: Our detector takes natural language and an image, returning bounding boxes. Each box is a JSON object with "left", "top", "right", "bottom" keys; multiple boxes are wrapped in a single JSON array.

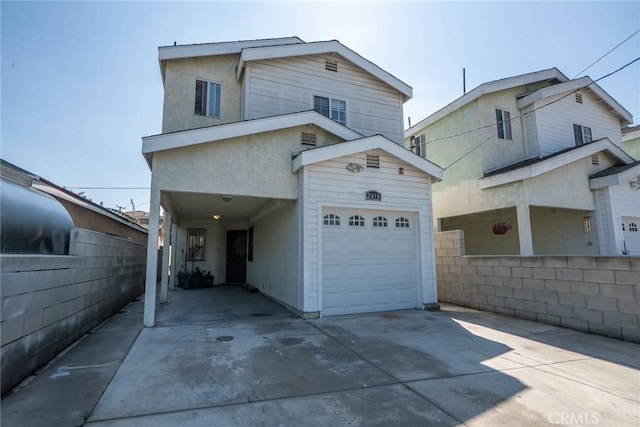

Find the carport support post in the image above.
[
  {"left": 169, "top": 221, "right": 178, "bottom": 290},
  {"left": 144, "top": 188, "right": 161, "bottom": 327},
  {"left": 160, "top": 210, "right": 172, "bottom": 303},
  {"left": 516, "top": 203, "right": 534, "bottom": 256}
]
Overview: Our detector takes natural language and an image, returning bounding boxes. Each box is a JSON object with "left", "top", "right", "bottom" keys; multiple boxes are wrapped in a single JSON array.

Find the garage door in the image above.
[
  {"left": 622, "top": 217, "right": 640, "bottom": 255},
  {"left": 322, "top": 208, "right": 418, "bottom": 316}
]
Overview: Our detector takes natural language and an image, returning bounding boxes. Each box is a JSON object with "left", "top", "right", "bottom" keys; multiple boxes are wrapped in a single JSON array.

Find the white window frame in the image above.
[
  {"left": 314, "top": 95, "right": 347, "bottom": 126},
  {"left": 573, "top": 124, "right": 593, "bottom": 146},
  {"left": 195, "top": 79, "right": 221, "bottom": 118},
  {"left": 495, "top": 108, "right": 512, "bottom": 140},
  {"left": 413, "top": 134, "right": 427, "bottom": 157}
]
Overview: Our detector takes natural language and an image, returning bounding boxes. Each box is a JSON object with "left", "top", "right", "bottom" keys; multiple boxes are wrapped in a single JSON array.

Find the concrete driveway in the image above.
[{"left": 4, "top": 285, "right": 639, "bottom": 426}]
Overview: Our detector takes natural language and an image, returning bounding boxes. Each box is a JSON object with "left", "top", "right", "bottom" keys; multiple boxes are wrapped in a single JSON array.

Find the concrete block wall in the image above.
[
  {"left": 1, "top": 229, "right": 146, "bottom": 394},
  {"left": 435, "top": 230, "right": 640, "bottom": 343}
]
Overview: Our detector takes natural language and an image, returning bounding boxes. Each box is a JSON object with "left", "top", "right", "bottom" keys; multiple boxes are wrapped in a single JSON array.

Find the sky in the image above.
[{"left": 2, "top": 1, "right": 639, "bottom": 212}]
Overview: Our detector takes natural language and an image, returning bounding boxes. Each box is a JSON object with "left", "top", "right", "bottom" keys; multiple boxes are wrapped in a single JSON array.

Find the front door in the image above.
[{"left": 226, "top": 230, "right": 247, "bottom": 283}]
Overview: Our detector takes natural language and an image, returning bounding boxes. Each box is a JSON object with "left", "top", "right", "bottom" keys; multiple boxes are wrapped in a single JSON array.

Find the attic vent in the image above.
[
  {"left": 325, "top": 60, "right": 338, "bottom": 72},
  {"left": 301, "top": 132, "right": 317, "bottom": 146},
  {"left": 591, "top": 154, "right": 599, "bottom": 165},
  {"left": 366, "top": 155, "right": 380, "bottom": 169},
  {"left": 575, "top": 93, "right": 583, "bottom": 104}
]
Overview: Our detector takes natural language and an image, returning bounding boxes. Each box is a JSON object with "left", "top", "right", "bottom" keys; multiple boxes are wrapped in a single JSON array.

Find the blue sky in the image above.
[{"left": 2, "top": 1, "right": 639, "bottom": 211}]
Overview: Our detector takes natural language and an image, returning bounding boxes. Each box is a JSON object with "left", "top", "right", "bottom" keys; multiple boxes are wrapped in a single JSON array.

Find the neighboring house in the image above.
[
  {"left": 0, "top": 160, "right": 148, "bottom": 244},
  {"left": 622, "top": 124, "right": 640, "bottom": 160},
  {"left": 142, "top": 37, "right": 443, "bottom": 326},
  {"left": 405, "top": 68, "right": 639, "bottom": 256},
  {"left": 123, "top": 210, "right": 165, "bottom": 248}
]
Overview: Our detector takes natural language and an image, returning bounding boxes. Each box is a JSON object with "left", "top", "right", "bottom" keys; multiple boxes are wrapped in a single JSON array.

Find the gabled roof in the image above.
[
  {"left": 479, "top": 138, "right": 635, "bottom": 189},
  {"left": 517, "top": 76, "right": 633, "bottom": 125},
  {"left": 292, "top": 134, "right": 444, "bottom": 181},
  {"left": 236, "top": 40, "right": 412, "bottom": 101},
  {"left": 141, "top": 110, "right": 363, "bottom": 169},
  {"left": 589, "top": 160, "right": 640, "bottom": 189},
  {"left": 405, "top": 68, "right": 569, "bottom": 136}
]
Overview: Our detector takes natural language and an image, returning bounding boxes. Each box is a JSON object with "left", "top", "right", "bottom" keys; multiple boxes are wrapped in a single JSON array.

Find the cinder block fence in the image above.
[
  {"left": 436, "top": 230, "right": 640, "bottom": 343},
  {"left": 1, "top": 229, "right": 146, "bottom": 394}
]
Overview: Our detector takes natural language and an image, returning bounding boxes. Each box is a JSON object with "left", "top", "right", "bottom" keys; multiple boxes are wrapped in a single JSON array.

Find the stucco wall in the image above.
[
  {"left": 174, "top": 219, "right": 227, "bottom": 283},
  {"left": 162, "top": 55, "right": 243, "bottom": 133},
  {"left": 0, "top": 229, "right": 146, "bottom": 394},
  {"left": 435, "top": 230, "right": 640, "bottom": 343}
]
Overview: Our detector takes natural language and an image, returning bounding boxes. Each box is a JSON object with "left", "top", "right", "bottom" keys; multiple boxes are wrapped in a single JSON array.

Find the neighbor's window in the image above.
[
  {"left": 495, "top": 109, "right": 512, "bottom": 140},
  {"left": 186, "top": 228, "right": 206, "bottom": 261},
  {"left": 314, "top": 95, "right": 346, "bottom": 126},
  {"left": 573, "top": 124, "right": 593, "bottom": 146},
  {"left": 195, "top": 80, "right": 221, "bottom": 117},
  {"left": 414, "top": 134, "right": 427, "bottom": 157}
]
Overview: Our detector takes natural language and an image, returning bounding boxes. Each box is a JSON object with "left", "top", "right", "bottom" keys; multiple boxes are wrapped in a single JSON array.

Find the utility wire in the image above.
[
  {"left": 65, "top": 187, "right": 150, "bottom": 190},
  {"left": 441, "top": 56, "right": 640, "bottom": 170},
  {"left": 572, "top": 29, "right": 640, "bottom": 79}
]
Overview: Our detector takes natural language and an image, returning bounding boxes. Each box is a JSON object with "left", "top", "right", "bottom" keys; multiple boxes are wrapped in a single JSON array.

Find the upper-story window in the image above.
[
  {"left": 314, "top": 96, "right": 346, "bottom": 126},
  {"left": 573, "top": 124, "right": 592, "bottom": 146},
  {"left": 195, "top": 80, "right": 221, "bottom": 117},
  {"left": 495, "top": 109, "right": 512, "bottom": 140},
  {"left": 413, "top": 134, "right": 427, "bottom": 157}
]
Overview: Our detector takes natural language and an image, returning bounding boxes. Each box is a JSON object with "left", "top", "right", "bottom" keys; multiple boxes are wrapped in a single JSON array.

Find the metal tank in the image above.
[{"left": 1, "top": 177, "right": 75, "bottom": 255}]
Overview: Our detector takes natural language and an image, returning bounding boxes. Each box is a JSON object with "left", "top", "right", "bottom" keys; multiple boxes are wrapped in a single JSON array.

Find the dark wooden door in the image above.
[{"left": 226, "top": 230, "right": 247, "bottom": 283}]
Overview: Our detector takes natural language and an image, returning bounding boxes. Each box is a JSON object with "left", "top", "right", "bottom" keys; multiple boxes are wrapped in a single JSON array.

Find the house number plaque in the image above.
[{"left": 365, "top": 190, "right": 381, "bottom": 201}]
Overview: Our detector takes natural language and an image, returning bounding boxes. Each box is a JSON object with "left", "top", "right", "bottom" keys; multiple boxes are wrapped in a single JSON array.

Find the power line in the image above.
[
  {"left": 572, "top": 28, "right": 640, "bottom": 79},
  {"left": 65, "top": 187, "right": 150, "bottom": 190}
]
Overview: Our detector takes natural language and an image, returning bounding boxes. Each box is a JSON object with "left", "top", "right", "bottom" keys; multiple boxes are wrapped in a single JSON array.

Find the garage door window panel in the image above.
[
  {"left": 395, "top": 217, "right": 410, "bottom": 228},
  {"left": 373, "top": 216, "right": 388, "bottom": 227},
  {"left": 349, "top": 215, "right": 365, "bottom": 227},
  {"left": 323, "top": 214, "right": 341, "bottom": 226}
]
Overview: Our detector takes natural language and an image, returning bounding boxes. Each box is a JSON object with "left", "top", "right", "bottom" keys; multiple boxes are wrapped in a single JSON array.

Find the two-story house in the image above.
[
  {"left": 141, "top": 37, "right": 443, "bottom": 326},
  {"left": 405, "top": 68, "right": 639, "bottom": 257}
]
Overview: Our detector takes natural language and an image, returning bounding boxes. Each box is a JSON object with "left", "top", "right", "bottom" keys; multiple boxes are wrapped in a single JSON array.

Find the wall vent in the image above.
[
  {"left": 591, "top": 153, "right": 599, "bottom": 165},
  {"left": 575, "top": 93, "right": 583, "bottom": 104},
  {"left": 366, "top": 154, "right": 380, "bottom": 168},
  {"left": 325, "top": 60, "right": 338, "bottom": 72},
  {"left": 301, "top": 132, "right": 317, "bottom": 146}
]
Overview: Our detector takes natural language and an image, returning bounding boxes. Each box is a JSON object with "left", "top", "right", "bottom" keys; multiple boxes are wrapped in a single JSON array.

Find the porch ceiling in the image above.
[{"left": 165, "top": 191, "right": 271, "bottom": 222}]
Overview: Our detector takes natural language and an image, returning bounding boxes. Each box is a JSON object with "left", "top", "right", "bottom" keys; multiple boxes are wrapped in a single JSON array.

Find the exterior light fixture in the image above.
[
  {"left": 583, "top": 216, "right": 592, "bottom": 233},
  {"left": 212, "top": 214, "right": 221, "bottom": 220}
]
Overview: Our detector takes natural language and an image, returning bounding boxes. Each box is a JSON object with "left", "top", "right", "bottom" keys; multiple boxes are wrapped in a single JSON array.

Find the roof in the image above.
[
  {"left": 159, "top": 37, "right": 412, "bottom": 102},
  {"left": 292, "top": 134, "right": 444, "bottom": 181},
  {"left": 622, "top": 124, "right": 640, "bottom": 141},
  {"left": 142, "top": 110, "right": 364, "bottom": 169},
  {"left": 516, "top": 76, "right": 633, "bottom": 125},
  {"left": 589, "top": 160, "right": 640, "bottom": 179},
  {"left": 405, "top": 68, "right": 568, "bottom": 136},
  {"left": 479, "top": 138, "right": 636, "bottom": 189}
]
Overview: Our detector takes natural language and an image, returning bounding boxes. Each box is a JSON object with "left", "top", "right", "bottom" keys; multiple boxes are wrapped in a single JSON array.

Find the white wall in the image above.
[
  {"left": 174, "top": 219, "right": 227, "bottom": 283},
  {"left": 609, "top": 183, "right": 640, "bottom": 255},
  {"left": 245, "top": 54, "right": 405, "bottom": 144}
]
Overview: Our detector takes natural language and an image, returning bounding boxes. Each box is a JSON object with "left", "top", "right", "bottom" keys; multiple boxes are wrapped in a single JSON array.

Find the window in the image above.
[
  {"left": 366, "top": 154, "right": 380, "bottom": 169},
  {"left": 186, "top": 228, "right": 206, "bottom": 261},
  {"left": 495, "top": 109, "right": 512, "bottom": 139},
  {"left": 323, "top": 214, "right": 340, "bottom": 226},
  {"left": 348, "top": 215, "right": 365, "bottom": 227},
  {"left": 395, "top": 217, "right": 410, "bottom": 228},
  {"left": 573, "top": 124, "right": 593, "bottom": 146},
  {"left": 414, "top": 134, "right": 426, "bottom": 157},
  {"left": 314, "top": 96, "right": 346, "bottom": 126},
  {"left": 373, "top": 216, "right": 388, "bottom": 227},
  {"left": 195, "top": 80, "right": 221, "bottom": 117},
  {"left": 630, "top": 223, "right": 639, "bottom": 232}
]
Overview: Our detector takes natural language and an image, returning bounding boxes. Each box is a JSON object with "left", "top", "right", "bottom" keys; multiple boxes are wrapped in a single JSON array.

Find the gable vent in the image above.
[
  {"left": 591, "top": 153, "right": 599, "bottom": 165},
  {"left": 366, "top": 154, "right": 380, "bottom": 169},
  {"left": 325, "top": 59, "right": 338, "bottom": 72},
  {"left": 575, "top": 93, "right": 583, "bottom": 104},
  {"left": 301, "top": 132, "right": 317, "bottom": 146}
]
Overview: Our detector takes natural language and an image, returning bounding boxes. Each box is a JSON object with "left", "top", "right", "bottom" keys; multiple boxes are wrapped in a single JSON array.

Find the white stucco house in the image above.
[
  {"left": 405, "top": 68, "right": 639, "bottom": 257},
  {"left": 142, "top": 37, "right": 443, "bottom": 326}
]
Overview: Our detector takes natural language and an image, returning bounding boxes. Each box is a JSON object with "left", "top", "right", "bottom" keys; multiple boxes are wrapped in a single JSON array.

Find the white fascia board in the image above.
[
  {"left": 480, "top": 139, "right": 634, "bottom": 189},
  {"left": 590, "top": 163, "right": 640, "bottom": 189},
  {"left": 158, "top": 37, "right": 304, "bottom": 61},
  {"left": 142, "top": 111, "right": 362, "bottom": 155},
  {"left": 622, "top": 128, "right": 640, "bottom": 142},
  {"left": 405, "top": 68, "right": 568, "bottom": 137},
  {"left": 32, "top": 183, "right": 149, "bottom": 234},
  {"left": 517, "top": 77, "right": 633, "bottom": 125},
  {"left": 236, "top": 41, "right": 413, "bottom": 100},
  {"left": 292, "top": 135, "right": 444, "bottom": 181}
]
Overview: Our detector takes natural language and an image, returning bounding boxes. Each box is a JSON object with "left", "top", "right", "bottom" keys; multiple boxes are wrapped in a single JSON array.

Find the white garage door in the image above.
[
  {"left": 622, "top": 217, "right": 640, "bottom": 255},
  {"left": 322, "top": 208, "right": 419, "bottom": 316}
]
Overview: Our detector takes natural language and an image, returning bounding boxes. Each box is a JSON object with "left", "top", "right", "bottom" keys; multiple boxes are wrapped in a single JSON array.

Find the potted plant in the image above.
[
  {"left": 177, "top": 270, "right": 191, "bottom": 289},
  {"left": 202, "top": 270, "right": 214, "bottom": 288},
  {"left": 190, "top": 266, "right": 203, "bottom": 289}
]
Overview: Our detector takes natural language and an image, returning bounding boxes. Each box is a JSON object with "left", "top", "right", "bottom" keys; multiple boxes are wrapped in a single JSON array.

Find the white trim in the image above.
[
  {"left": 590, "top": 162, "right": 640, "bottom": 189},
  {"left": 292, "top": 135, "right": 444, "bottom": 181},
  {"left": 622, "top": 128, "right": 640, "bottom": 142},
  {"left": 237, "top": 40, "right": 412, "bottom": 101},
  {"left": 405, "top": 68, "right": 568, "bottom": 137},
  {"left": 142, "top": 110, "right": 363, "bottom": 162},
  {"left": 158, "top": 37, "right": 304, "bottom": 61},
  {"left": 479, "top": 138, "right": 635, "bottom": 189},
  {"left": 517, "top": 77, "right": 633, "bottom": 125}
]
